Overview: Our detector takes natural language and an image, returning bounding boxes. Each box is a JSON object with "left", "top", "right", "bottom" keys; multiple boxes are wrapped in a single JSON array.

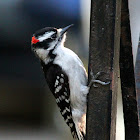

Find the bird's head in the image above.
[{"left": 31, "top": 24, "right": 73, "bottom": 61}]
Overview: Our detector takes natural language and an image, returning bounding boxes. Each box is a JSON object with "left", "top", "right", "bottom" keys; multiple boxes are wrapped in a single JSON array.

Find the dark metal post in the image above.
[
  {"left": 135, "top": 37, "right": 140, "bottom": 137},
  {"left": 120, "top": 0, "right": 139, "bottom": 139},
  {"left": 86, "top": 0, "right": 121, "bottom": 139}
]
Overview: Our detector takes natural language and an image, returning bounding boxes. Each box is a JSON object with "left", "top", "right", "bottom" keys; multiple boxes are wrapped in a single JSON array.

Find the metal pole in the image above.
[{"left": 86, "top": 0, "right": 121, "bottom": 139}]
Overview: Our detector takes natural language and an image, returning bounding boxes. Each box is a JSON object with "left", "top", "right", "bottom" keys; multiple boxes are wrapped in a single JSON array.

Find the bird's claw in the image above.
[{"left": 88, "top": 70, "right": 110, "bottom": 88}]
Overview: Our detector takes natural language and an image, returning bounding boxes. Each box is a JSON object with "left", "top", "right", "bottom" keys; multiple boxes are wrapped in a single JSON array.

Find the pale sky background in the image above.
[{"left": 129, "top": 0, "right": 140, "bottom": 65}]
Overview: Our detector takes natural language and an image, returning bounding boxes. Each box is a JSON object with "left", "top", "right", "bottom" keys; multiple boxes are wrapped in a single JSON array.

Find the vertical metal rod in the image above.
[
  {"left": 120, "top": 0, "right": 139, "bottom": 139},
  {"left": 86, "top": 0, "right": 121, "bottom": 139}
]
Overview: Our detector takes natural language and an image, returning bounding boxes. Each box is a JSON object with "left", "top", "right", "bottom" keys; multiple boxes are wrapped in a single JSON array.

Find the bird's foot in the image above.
[{"left": 88, "top": 70, "right": 110, "bottom": 88}]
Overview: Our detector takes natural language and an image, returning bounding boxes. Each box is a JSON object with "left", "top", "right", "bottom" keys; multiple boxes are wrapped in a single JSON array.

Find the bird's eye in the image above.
[{"left": 50, "top": 33, "right": 56, "bottom": 39}]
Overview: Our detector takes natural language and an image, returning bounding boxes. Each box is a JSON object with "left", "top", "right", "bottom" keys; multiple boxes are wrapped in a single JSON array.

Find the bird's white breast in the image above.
[{"left": 53, "top": 46, "right": 88, "bottom": 111}]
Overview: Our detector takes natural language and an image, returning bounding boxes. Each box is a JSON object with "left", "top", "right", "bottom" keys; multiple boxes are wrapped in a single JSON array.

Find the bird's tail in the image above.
[
  {"left": 71, "top": 113, "right": 86, "bottom": 140},
  {"left": 70, "top": 125, "right": 85, "bottom": 140}
]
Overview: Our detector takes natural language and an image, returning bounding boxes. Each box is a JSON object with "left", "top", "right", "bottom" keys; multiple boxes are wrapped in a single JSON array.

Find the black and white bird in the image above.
[{"left": 31, "top": 24, "right": 109, "bottom": 140}]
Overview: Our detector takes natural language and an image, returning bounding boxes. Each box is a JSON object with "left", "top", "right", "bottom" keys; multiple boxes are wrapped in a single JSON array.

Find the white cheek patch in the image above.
[
  {"left": 38, "top": 31, "right": 55, "bottom": 42},
  {"left": 35, "top": 48, "right": 48, "bottom": 60}
]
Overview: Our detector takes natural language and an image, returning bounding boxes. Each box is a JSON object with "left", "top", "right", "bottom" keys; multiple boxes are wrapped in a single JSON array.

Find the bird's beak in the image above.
[{"left": 59, "top": 24, "right": 74, "bottom": 37}]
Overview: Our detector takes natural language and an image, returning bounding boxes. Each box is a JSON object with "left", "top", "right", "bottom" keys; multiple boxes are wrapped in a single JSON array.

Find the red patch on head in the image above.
[{"left": 31, "top": 36, "right": 39, "bottom": 44}]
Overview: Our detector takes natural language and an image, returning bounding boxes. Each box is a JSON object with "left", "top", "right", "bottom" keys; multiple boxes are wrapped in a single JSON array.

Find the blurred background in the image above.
[
  {"left": 0, "top": 0, "right": 90, "bottom": 140},
  {"left": 0, "top": 0, "right": 140, "bottom": 140}
]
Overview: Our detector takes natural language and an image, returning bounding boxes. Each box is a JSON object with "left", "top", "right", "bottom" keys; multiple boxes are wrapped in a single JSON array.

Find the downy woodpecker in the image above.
[{"left": 31, "top": 24, "right": 109, "bottom": 140}]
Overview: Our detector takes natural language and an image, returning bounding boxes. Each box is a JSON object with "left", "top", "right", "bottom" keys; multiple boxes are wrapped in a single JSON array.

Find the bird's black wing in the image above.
[{"left": 41, "top": 61, "right": 79, "bottom": 140}]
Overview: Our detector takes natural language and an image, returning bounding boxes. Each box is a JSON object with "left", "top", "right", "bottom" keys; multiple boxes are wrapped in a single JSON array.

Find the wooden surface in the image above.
[
  {"left": 86, "top": 0, "right": 121, "bottom": 139},
  {"left": 120, "top": 0, "right": 139, "bottom": 139}
]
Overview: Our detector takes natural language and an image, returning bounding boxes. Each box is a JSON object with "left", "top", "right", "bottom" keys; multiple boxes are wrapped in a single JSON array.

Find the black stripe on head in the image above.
[{"left": 34, "top": 27, "right": 57, "bottom": 37}]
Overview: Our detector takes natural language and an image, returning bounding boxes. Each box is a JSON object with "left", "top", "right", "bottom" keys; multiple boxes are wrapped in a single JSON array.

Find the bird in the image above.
[{"left": 31, "top": 24, "right": 109, "bottom": 140}]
